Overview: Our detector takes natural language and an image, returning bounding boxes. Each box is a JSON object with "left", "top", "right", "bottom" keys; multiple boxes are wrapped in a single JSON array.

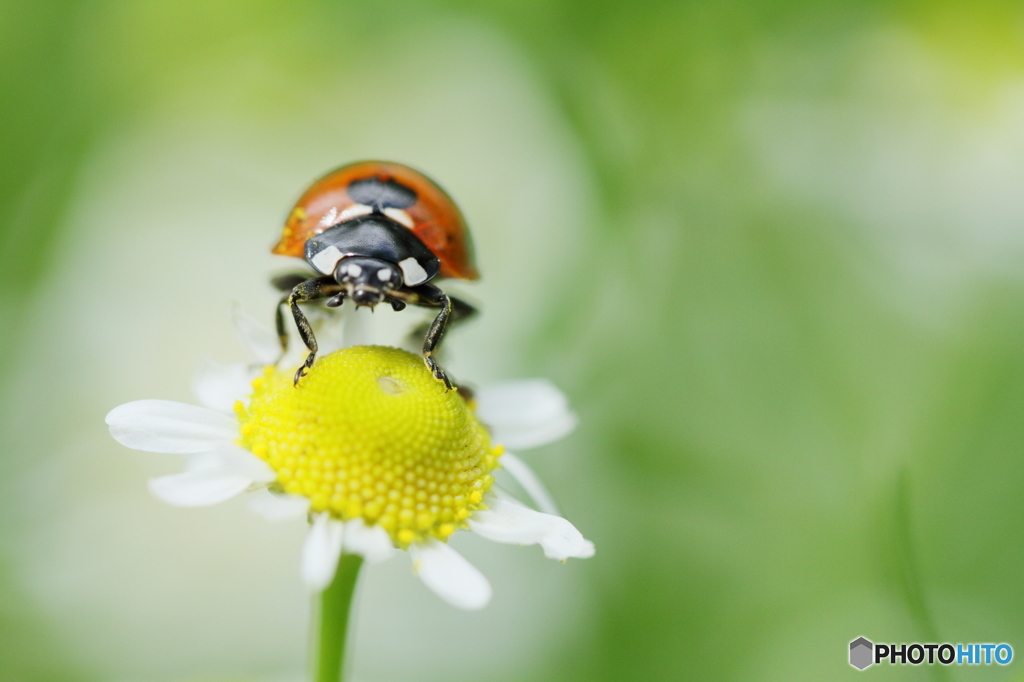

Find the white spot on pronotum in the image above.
[
  {"left": 378, "top": 268, "right": 392, "bottom": 282},
  {"left": 310, "top": 245, "right": 343, "bottom": 275},
  {"left": 399, "top": 257, "right": 429, "bottom": 286},
  {"left": 339, "top": 204, "right": 373, "bottom": 222},
  {"left": 383, "top": 207, "right": 414, "bottom": 229},
  {"left": 347, "top": 263, "right": 362, "bottom": 277},
  {"left": 318, "top": 206, "right": 339, "bottom": 228}
]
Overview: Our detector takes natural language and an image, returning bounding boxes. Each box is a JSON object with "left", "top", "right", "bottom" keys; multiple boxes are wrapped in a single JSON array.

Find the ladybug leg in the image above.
[
  {"left": 406, "top": 284, "right": 459, "bottom": 390},
  {"left": 424, "top": 317, "right": 453, "bottom": 390},
  {"left": 274, "top": 272, "right": 322, "bottom": 357},
  {"left": 387, "top": 287, "right": 477, "bottom": 390},
  {"left": 280, "top": 276, "right": 340, "bottom": 386},
  {"left": 425, "top": 295, "right": 477, "bottom": 384},
  {"left": 402, "top": 292, "right": 477, "bottom": 352},
  {"left": 275, "top": 294, "right": 290, "bottom": 356}
]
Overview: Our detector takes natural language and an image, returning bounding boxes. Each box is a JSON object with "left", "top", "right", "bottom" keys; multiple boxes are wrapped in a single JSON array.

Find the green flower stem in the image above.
[{"left": 315, "top": 553, "right": 364, "bottom": 682}]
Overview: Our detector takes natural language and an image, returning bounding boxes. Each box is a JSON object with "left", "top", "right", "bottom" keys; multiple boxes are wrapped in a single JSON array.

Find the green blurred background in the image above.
[{"left": 4, "top": 1, "right": 1024, "bottom": 680}]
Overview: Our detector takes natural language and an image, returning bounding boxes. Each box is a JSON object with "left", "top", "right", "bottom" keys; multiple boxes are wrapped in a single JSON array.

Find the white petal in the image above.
[
  {"left": 342, "top": 519, "right": 395, "bottom": 564},
  {"left": 302, "top": 513, "right": 345, "bottom": 591},
  {"left": 215, "top": 443, "right": 277, "bottom": 483},
  {"left": 410, "top": 539, "right": 492, "bottom": 610},
  {"left": 106, "top": 400, "right": 237, "bottom": 453},
  {"left": 184, "top": 451, "right": 226, "bottom": 471},
  {"left": 249, "top": 489, "right": 310, "bottom": 521},
  {"left": 469, "top": 492, "right": 595, "bottom": 561},
  {"left": 232, "top": 303, "right": 281, "bottom": 365},
  {"left": 500, "top": 452, "right": 560, "bottom": 516},
  {"left": 148, "top": 466, "right": 253, "bottom": 507},
  {"left": 191, "top": 358, "right": 255, "bottom": 413},
  {"left": 475, "top": 379, "right": 578, "bottom": 449}
]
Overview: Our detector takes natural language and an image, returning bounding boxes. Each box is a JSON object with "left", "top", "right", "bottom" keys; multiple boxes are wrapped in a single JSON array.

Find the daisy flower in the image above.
[{"left": 105, "top": 314, "right": 593, "bottom": 611}]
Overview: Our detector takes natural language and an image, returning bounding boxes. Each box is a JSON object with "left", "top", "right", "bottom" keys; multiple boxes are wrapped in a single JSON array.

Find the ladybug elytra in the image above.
[{"left": 271, "top": 161, "right": 478, "bottom": 389}]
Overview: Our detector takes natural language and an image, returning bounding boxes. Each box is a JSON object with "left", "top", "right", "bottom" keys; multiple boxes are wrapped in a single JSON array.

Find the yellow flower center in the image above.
[{"left": 235, "top": 346, "right": 500, "bottom": 546}]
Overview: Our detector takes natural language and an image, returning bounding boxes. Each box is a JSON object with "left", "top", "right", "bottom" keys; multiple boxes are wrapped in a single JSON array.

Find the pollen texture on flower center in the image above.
[{"left": 235, "top": 346, "right": 500, "bottom": 546}]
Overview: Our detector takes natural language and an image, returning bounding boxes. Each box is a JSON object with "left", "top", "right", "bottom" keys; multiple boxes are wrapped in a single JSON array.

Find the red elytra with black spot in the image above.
[{"left": 272, "top": 161, "right": 479, "bottom": 281}]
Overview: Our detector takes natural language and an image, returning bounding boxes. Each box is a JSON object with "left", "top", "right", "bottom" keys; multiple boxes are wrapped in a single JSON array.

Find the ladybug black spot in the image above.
[{"left": 347, "top": 177, "right": 417, "bottom": 210}]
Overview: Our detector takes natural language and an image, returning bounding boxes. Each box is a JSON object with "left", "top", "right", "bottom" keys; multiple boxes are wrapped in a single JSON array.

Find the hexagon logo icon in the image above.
[{"left": 850, "top": 637, "right": 874, "bottom": 670}]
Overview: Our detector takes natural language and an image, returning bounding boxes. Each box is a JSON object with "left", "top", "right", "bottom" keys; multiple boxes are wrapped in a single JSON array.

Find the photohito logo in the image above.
[{"left": 849, "top": 637, "right": 1013, "bottom": 670}]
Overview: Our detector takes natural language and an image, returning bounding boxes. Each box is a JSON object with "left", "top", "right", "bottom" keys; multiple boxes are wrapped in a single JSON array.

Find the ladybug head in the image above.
[{"left": 331, "top": 256, "right": 404, "bottom": 308}]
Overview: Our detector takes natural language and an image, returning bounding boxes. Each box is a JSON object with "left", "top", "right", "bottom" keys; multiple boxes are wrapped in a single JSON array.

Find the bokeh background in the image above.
[{"left": 4, "top": 1, "right": 1024, "bottom": 680}]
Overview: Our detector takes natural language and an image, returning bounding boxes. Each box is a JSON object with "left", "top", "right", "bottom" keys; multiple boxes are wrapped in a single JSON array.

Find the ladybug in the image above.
[{"left": 271, "top": 161, "right": 479, "bottom": 389}]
